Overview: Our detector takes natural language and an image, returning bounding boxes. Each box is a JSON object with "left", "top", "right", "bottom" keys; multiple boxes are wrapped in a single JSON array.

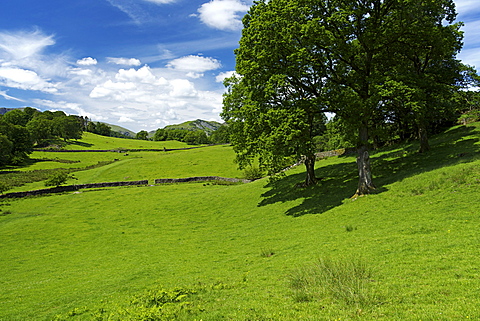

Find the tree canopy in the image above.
[
  {"left": 223, "top": 0, "right": 466, "bottom": 195},
  {"left": 0, "top": 108, "right": 84, "bottom": 166}
]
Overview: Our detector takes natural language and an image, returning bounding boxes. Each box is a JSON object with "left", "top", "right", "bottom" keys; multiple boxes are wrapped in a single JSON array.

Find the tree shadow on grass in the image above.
[
  {"left": 68, "top": 140, "right": 93, "bottom": 148},
  {"left": 258, "top": 125, "right": 480, "bottom": 217},
  {"left": 258, "top": 158, "right": 359, "bottom": 217}
]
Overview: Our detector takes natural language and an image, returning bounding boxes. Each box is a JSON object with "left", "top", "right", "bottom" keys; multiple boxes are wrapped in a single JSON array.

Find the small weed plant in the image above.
[{"left": 260, "top": 248, "right": 275, "bottom": 257}]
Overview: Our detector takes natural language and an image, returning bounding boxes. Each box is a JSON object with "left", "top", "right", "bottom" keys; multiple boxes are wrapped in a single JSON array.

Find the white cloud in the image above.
[
  {"left": 0, "top": 90, "right": 24, "bottom": 102},
  {"left": 197, "top": 0, "right": 249, "bottom": 31},
  {"left": 34, "top": 99, "right": 107, "bottom": 121},
  {"left": 0, "top": 67, "right": 57, "bottom": 93},
  {"left": 90, "top": 80, "right": 137, "bottom": 100},
  {"left": 118, "top": 115, "right": 135, "bottom": 123},
  {"left": 167, "top": 55, "right": 221, "bottom": 73},
  {"left": 215, "top": 70, "right": 236, "bottom": 83},
  {"left": 107, "top": 57, "right": 141, "bottom": 66},
  {"left": 169, "top": 79, "right": 197, "bottom": 97},
  {"left": 77, "top": 57, "right": 98, "bottom": 66},
  {"left": 115, "top": 65, "right": 161, "bottom": 84},
  {"left": 0, "top": 29, "right": 55, "bottom": 61}
]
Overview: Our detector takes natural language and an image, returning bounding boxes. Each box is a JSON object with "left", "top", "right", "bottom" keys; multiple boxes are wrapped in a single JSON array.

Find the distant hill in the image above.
[
  {"left": 0, "top": 107, "right": 21, "bottom": 115},
  {"left": 107, "top": 123, "right": 136, "bottom": 137},
  {"left": 164, "top": 119, "right": 223, "bottom": 134}
]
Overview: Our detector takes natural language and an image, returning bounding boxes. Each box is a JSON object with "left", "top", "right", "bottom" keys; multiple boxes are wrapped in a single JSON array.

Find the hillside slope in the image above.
[{"left": 0, "top": 123, "right": 479, "bottom": 320}]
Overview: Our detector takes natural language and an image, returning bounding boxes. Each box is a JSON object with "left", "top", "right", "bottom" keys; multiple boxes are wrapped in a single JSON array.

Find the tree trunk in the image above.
[
  {"left": 418, "top": 124, "right": 430, "bottom": 153},
  {"left": 303, "top": 154, "right": 317, "bottom": 187},
  {"left": 354, "top": 126, "right": 375, "bottom": 197}
]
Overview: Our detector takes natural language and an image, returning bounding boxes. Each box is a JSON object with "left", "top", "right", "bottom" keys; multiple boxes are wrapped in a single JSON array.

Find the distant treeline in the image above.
[
  {"left": 0, "top": 107, "right": 85, "bottom": 166},
  {"left": 86, "top": 120, "right": 230, "bottom": 145}
]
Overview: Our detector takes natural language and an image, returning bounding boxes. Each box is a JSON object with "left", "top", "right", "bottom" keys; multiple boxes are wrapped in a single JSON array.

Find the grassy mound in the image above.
[{"left": 0, "top": 124, "right": 479, "bottom": 320}]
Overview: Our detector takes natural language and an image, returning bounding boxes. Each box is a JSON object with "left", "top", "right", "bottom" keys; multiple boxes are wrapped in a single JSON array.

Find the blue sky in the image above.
[{"left": 0, "top": 0, "right": 478, "bottom": 132}]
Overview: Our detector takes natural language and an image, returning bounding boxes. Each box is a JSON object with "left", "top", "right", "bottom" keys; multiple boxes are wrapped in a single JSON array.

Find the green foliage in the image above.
[
  {"left": 228, "top": 0, "right": 466, "bottom": 192},
  {"left": 223, "top": 1, "right": 330, "bottom": 184},
  {"left": 26, "top": 117, "right": 54, "bottom": 146},
  {"left": 52, "top": 286, "right": 203, "bottom": 321},
  {"left": 209, "top": 124, "right": 230, "bottom": 144},
  {"left": 87, "top": 122, "right": 112, "bottom": 137},
  {"left": 243, "top": 165, "right": 264, "bottom": 180},
  {"left": 183, "top": 130, "right": 209, "bottom": 145},
  {"left": 0, "top": 181, "right": 10, "bottom": 194},
  {"left": 44, "top": 172, "right": 76, "bottom": 187},
  {"left": 53, "top": 115, "right": 83, "bottom": 142},
  {"left": 135, "top": 130, "right": 149, "bottom": 140},
  {"left": 0, "top": 120, "right": 33, "bottom": 165},
  {"left": 0, "top": 133, "right": 13, "bottom": 165},
  {"left": 153, "top": 128, "right": 167, "bottom": 141}
]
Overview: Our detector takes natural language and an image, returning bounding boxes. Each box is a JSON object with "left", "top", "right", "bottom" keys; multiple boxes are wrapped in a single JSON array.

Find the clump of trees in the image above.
[
  {"left": 223, "top": 0, "right": 476, "bottom": 195},
  {"left": 152, "top": 125, "right": 230, "bottom": 145},
  {"left": 0, "top": 107, "right": 84, "bottom": 166},
  {"left": 86, "top": 121, "right": 112, "bottom": 137}
]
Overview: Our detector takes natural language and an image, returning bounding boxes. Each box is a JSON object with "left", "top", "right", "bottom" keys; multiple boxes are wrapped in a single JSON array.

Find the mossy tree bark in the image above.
[
  {"left": 304, "top": 153, "right": 317, "bottom": 187},
  {"left": 354, "top": 126, "right": 375, "bottom": 197}
]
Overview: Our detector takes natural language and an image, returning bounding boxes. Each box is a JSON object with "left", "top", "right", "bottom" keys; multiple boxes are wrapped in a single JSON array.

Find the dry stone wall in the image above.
[
  {"left": 155, "top": 176, "right": 250, "bottom": 184},
  {"left": 0, "top": 180, "right": 148, "bottom": 199}
]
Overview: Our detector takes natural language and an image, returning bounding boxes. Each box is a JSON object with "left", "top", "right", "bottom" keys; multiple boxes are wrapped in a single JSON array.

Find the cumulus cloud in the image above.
[
  {"left": 197, "top": 0, "right": 249, "bottom": 31},
  {"left": 167, "top": 55, "right": 221, "bottom": 78},
  {"left": 107, "top": 57, "right": 141, "bottom": 66},
  {"left": 77, "top": 57, "right": 98, "bottom": 66},
  {"left": 115, "top": 65, "right": 162, "bottom": 84},
  {"left": 0, "top": 28, "right": 226, "bottom": 131},
  {"left": 215, "top": 70, "right": 236, "bottom": 83}
]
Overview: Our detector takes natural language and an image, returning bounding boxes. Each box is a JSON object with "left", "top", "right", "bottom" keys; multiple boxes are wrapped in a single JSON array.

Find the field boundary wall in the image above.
[
  {"left": 155, "top": 176, "right": 250, "bottom": 184},
  {"left": 0, "top": 180, "right": 148, "bottom": 199}
]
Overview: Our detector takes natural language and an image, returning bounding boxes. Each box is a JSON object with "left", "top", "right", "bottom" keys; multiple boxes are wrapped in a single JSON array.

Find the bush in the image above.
[
  {"left": 44, "top": 172, "right": 76, "bottom": 187},
  {"left": 0, "top": 181, "right": 10, "bottom": 194},
  {"left": 243, "top": 166, "right": 264, "bottom": 180}
]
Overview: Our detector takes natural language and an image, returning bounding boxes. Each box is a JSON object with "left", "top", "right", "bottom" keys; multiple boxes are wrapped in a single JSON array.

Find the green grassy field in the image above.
[
  {"left": 59, "top": 132, "right": 192, "bottom": 150},
  {"left": 1, "top": 124, "right": 479, "bottom": 320},
  {"left": 2, "top": 133, "right": 240, "bottom": 193}
]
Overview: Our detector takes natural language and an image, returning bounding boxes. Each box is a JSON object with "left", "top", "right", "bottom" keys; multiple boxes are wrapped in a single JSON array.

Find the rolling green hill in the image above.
[{"left": 0, "top": 123, "right": 479, "bottom": 320}]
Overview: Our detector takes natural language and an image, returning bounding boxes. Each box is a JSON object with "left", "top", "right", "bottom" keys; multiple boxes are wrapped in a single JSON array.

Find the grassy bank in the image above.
[{"left": 0, "top": 124, "right": 479, "bottom": 320}]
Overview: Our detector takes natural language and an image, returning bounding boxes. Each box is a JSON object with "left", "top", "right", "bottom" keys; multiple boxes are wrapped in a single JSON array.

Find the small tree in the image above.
[
  {"left": 0, "top": 181, "right": 10, "bottom": 194},
  {"left": 136, "top": 130, "right": 149, "bottom": 140},
  {"left": 44, "top": 172, "right": 76, "bottom": 187}
]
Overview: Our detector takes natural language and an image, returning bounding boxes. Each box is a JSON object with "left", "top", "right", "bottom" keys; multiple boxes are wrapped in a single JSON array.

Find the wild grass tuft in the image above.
[
  {"left": 289, "top": 256, "right": 377, "bottom": 307},
  {"left": 260, "top": 248, "right": 275, "bottom": 257},
  {"left": 345, "top": 225, "right": 357, "bottom": 232}
]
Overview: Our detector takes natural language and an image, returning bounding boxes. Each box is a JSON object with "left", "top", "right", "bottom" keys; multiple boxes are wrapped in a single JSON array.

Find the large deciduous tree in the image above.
[
  {"left": 222, "top": 0, "right": 329, "bottom": 186},
  {"left": 224, "top": 0, "right": 464, "bottom": 195}
]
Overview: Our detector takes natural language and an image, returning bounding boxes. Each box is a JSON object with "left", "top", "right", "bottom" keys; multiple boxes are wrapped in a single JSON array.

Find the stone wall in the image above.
[
  {"left": 155, "top": 176, "right": 250, "bottom": 184},
  {"left": 0, "top": 180, "right": 149, "bottom": 199}
]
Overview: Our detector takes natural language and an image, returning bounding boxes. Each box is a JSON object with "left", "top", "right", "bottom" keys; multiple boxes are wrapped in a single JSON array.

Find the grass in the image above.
[
  {"left": 54, "top": 132, "right": 193, "bottom": 150},
  {"left": 0, "top": 123, "right": 479, "bottom": 320},
  {"left": 1, "top": 144, "right": 241, "bottom": 193}
]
